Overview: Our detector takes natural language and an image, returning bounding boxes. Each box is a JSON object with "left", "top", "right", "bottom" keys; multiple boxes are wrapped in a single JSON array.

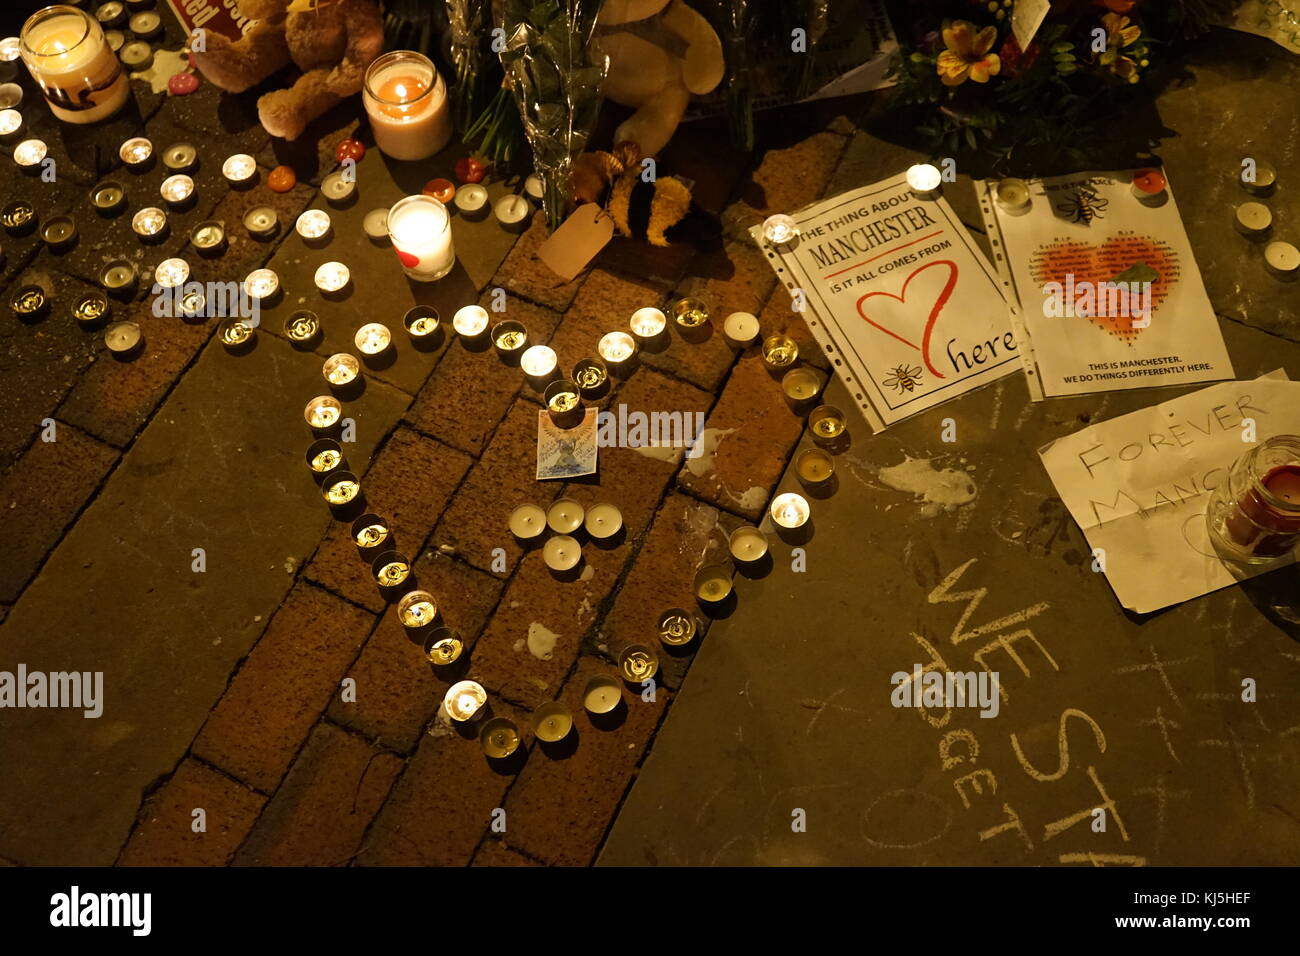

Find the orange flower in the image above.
[
  {"left": 1098, "top": 12, "right": 1141, "bottom": 81},
  {"left": 937, "top": 21, "right": 1002, "bottom": 86}
]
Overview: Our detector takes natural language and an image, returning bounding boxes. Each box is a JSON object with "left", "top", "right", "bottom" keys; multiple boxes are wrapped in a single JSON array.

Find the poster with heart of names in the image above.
[
  {"left": 980, "top": 168, "right": 1233, "bottom": 400},
  {"left": 761, "top": 173, "right": 1016, "bottom": 431}
]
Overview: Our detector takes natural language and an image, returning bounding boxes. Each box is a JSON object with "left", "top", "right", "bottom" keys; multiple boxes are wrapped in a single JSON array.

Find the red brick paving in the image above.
[
  {"left": 492, "top": 211, "right": 587, "bottom": 312},
  {"left": 119, "top": 759, "right": 266, "bottom": 867},
  {"left": 193, "top": 582, "right": 375, "bottom": 793}
]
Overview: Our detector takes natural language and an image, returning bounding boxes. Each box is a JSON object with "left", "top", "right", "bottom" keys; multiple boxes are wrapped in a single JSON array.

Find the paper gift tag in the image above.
[
  {"left": 537, "top": 203, "right": 615, "bottom": 281},
  {"left": 1012, "top": 0, "right": 1050, "bottom": 50}
]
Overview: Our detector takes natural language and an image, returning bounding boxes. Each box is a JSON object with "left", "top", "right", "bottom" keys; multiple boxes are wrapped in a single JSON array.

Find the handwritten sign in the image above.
[
  {"left": 760, "top": 173, "right": 1015, "bottom": 431},
  {"left": 1039, "top": 374, "right": 1300, "bottom": 613}
]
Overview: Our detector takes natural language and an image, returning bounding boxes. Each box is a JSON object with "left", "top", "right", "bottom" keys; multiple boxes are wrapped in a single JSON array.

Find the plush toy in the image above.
[
  {"left": 189, "top": 0, "right": 384, "bottom": 141},
  {"left": 596, "top": 0, "right": 725, "bottom": 156},
  {"left": 572, "top": 141, "right": 720, "bottom": 246}
]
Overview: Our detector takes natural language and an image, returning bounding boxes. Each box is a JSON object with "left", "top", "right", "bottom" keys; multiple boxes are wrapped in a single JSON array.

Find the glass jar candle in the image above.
[
  {"left": 20, "top": 5, "right": 129, "bottom": 124},
  {"left": 387, "top": 194, "right": 454, "bottom": 281},
  {"left": 1206, "top": 435, "right": 1300, "bottom": 563},
  {"left": 362, "top": 50, "right": 452, "bottom": 162}
]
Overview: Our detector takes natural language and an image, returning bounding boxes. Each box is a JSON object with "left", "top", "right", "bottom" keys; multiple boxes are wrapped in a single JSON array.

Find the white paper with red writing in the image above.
[
  {"left": 756, "top": 172, "right": 1016, "bottom": 432},
  {"left": 980, "top": 169, "right": 1233, "bottom": 400},
  {"left": 1040, "top": 373, "right": 1298, "bottom": 613}
]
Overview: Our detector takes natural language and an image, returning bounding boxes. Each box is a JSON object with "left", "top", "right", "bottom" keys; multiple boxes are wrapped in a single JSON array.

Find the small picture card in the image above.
[
  {"left": 756, "top": 172, "right": 1016, "bottom": 432},
  {"left": 537, "top": 407, "right": 598, "bottom": 480},
  {"left": 537, "top": 203, "right": 615, "bottom": 281}
]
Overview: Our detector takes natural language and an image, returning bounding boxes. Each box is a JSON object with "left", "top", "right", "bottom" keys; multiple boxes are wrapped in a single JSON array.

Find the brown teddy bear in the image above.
[{"left": 189, "top": 0, "right": 384, "bottom": 141}]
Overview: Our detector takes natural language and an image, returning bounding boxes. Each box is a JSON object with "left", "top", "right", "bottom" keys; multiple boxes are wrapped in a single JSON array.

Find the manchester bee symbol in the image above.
[
  {"left": 884, "top": 364, "right": 924, "bottom": 394},
  {"left": 1056, "top": 185, "right": 1109, "bottom": 225}
]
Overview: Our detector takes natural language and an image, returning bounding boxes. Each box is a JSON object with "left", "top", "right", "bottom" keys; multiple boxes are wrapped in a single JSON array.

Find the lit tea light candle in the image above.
[
  {"left": 362, "top": 206, "right": 390, "bottom": 240},
  {"left": 284, "top": 309, "right": 321, "bottom": 345},
  {"left": 355, "top": 322, "right": 392, "bottom": 356},
  {"left": 1241, "top": 160, "right": 1277, "bottom": 197},
  {"left": 159, "top": 173, "right": 193, "bottom": 206},
  {"left": 524, "top": 173, "right": 544, "bottom": 202},
  {"left": 584, "top": 503, "right": 623, "bottom": 540},
  {"left": 295, "top": 209, "right": 331, "bottom": 241},
  {"left": 509, "top": 503, "right": 547, "bottom": 541},
  {"left": 494, "top": 193, "right": 530, "bottom": 231},
  {"left": 14, "top": 138, "right": 46, "bottom": 168},
  {"left": 153, "top": 256, "right": 188, "bottom": 289},
  {"left": 314, "top": 261, "right": 350, "bottom": 294},
  {"left": 453, "top": 304, "right": 489, "bottom": 337},
  {"left": 397, "top": 590, "right": 438, "bottom": 629},
  {"left": 100, "top": 259, "right": 137, "bottom": 295},
  {"left": 219, "top": 318, "right": 255, "bottom": 351},
  {"left": 323, "top": 472, "right": 360, "bottom": 509},
  {"left": 0, "top": 108, "right": 21, "bottom": 137},
  {"left": 372, "top": 550, "right": 411, "bottom": 589},
  {"left": 306, "top": 438, "right": 346, "bottom": 479},
  {"left": 362, "top": 50, "right": 452, "bottom": 161},
  {"left": 91, "top": 179, "right": 126, "bottom": 214},
  {"left": 521, "top": 344, "right": 558, "bottom": 379},
  {"left": 1235, "top": 202, "right": 1272, "bottom": 239},
  {"left": 243, "top": 205, "right": 278, "bottom": 239},
  {"left": 723, "top": 311, "right": 759, "bottom": 345},
  {"left": 671, "top": 296, "right": 709, "bottom": 328},
  {"left": 1130, "top": 167, "right": 1166, "bottom": 202},
  {"left": 22, "top": 6, "right": 129, "bottom": 123},
  {"left": 119, "top": 136, "right": 152, "bottom": 169},
  {"left": 162, "top": 142, "right": 196, "bottom": 173},
  {"left": 242, "top": 268, "right": 279, "bottom": 302},
  {"left": 403, "top": 305, "right": 440, "bottom": 340},
  {"left": 73, "top": 290, "right": 109, "bottom": 326},
  {"left": 547, "top": 498, "right": 585, "bottom": 534},
  {"left": 728, "top": 525, "right": 768, "bottom": 563},
  {"left": 104, "top": 320, "right": 143, "bottom": 355},
  {"left": 546, "top": 534, "right": 583, "bottom": 571},
  {"left": 190, "top": 220, "right": 226, "bottom": 256},
  {"left": 796, "top": 447, "right": 834, "bottom": 485},
  {"left": 544, "top": 380, "right": 582, "bottom": 425},
  {"left": 221, "top": 153, "right": 256, "bottom": 185},
  {"left": 443, "top": 680, "right": 487, "bottom": 723},
  {"left": 0, "top": 37, "right": 19, "bottom": 62},
  {"left": 618, "top": 644, "right": 658, "bottom": 683},
  {"left": 808, "top": 404, "right": 846, "bottom": 442},
  {"left": 1210, "top": 437, "right": 1300, "bottom": 559},
  {"left": 40, "top": 215, "right": 77, "bottom": 250},
  {"left": 762, "top": 213, "right": 798, "bottom": 245},
  {"left": 322, "top": 352, "right": 360, "bottom": 387},
  {"left": 770, "top": 491, "right": 810, "bottom": 529},
  {"left": 573, "top": 358, "right": 608, "bottom": 395},
  {"left": 782, "top": 367, "right": 824, "bottom": 402},
  {"left": 178, "top": 288, "right": 205, "bottom": 320},
  {"left": 629, "top": 306, "right": 666, "bottom": 339},
  {"left": 10, "top": 285, "right": 48, "bottom": 319},
  {"left": 694, "top": 564, "right": 733, "bottom": 603},
  {"left": 454, "top": 183, "right": 488, "bottom": 217},
  {"left": 320, "top": 171, "right": 355, "bottom": 205},
  {"left": 305, "top": 395, "right": 342, "bottom": 431},
  {"left": 995, "top": 177, "right": 1031, "bottom": 212},
  {"left": 350, "top": 513, "right": 388, "bottom": 551},
  {"left": 762, "top": 333, "right": 798, "bottom": 370},
  {"left": 492, "top": 320, "right": 527, "bottom": 357},
  {"left": 657, "top": 608, "right": 697, "bottom": 647},
  {"left": 1265, "top": 241, "right": 1299, "bottom": 278},
  {"left": 2, "top": 200, "right": 36, "bottom": 235},
  {"left": 533, "top": 702, "right": 573, "bottom": 742},
  {"left": 598, "top": 331, "right": 636, "bottom": 370},
  {"left": 131, "top": 206, "right": 167, "bottom": 239},
  {"left": 480, "top": 717, "right": 521, "bottom": 759},
  {"left": 583, "top": 675, "right": 622, "bottom": 715},
  {"left": 387, "top": 194, "right": 454, "bottom": 281},
  {"left": 906, "top": 163, "right": 942, "bottom": 199},
  {"left": 424, "top": 627, "right": 463, "bottom": 667}
]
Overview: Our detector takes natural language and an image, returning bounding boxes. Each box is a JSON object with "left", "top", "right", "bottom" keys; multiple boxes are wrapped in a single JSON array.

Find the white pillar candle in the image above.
[
  {"left": 362, "top": 50, "right": 452, "bottom": 162},
  {"left": 387, "top": 194, "right": 454, "bottom": 282},
  {"left": 20, "top": 6, "right": 129, "bottom": 124}
]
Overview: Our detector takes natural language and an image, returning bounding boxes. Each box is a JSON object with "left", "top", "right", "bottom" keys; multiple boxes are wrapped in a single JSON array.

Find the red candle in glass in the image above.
[{"left": 1224, "top": 464, "right": 1300, "bottom": 557}]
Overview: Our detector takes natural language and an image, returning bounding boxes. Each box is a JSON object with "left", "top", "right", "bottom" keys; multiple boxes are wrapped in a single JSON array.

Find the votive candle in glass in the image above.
[
  {"left": 20, "top": 5, "right": 129, "bottom": 124},
  {"left": 387, "top": 194, "right": 454, "bottom": 281},
  {"left": 362, "top": 50, "right": 452, "bottom": 161}
]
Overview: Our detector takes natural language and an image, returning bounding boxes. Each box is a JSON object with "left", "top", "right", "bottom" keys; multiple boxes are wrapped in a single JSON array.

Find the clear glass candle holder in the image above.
[
  {"left": 387, "top": 194, "right": 454, "bottom": 281},
  {"left": 20, "top": 5, "right": 129, "bottom": 124},
  {"left": 362, "top": 50, "right": 452, "bottom": 162},
  {"left": 1206, "top": 435, "right": 1300, "bottom": 563}
]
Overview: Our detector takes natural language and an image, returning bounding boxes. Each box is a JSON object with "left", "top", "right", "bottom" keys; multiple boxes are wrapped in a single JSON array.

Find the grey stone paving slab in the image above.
[
  {"left": 0, "top": 332, "right": 408, "bottom": 865},
  {"left": 600, "top": 317, "right": 1300, "bottom": 867}
]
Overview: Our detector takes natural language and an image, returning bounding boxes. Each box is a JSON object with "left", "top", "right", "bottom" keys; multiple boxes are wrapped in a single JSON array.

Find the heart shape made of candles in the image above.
[
  {"left": 854, "top": 259, "right": 958, "bottom": 380},
  {"left": 1028, "top": 236, "right": 1174, "bottom": 342}
]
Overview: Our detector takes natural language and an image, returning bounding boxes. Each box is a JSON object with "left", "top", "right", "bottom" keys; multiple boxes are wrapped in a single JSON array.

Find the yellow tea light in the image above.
[
  {"left": 131, "top": 206, "right": 166, "bottom": 238},
  {"left": 159, "top": 173, "right": 193, "bottom": 205},
  {"left": 480, "top": 717, "right": 521, "bottom": 758},
  {"left": 533, "top": 702, "right": 573, "bottom": 742},
  {"left": 762, "top": 333, "right": 798, "bottom": 369},
  {"left": 508, "top": 503, "right": 546, "bottom": 540},
  {"left": 544, "top": 380, "right": 580, "bottom": 420},
  {"left": 619, "top": 644, "right": 658, "bottom": 682},
  {"left": 584, "top": 503, "right": 623, "bottom": 540},
  {"left": 546, "top": 498, "right": 585, "bottom": 534},
  {"left": 0, "top": 108, "right": 22, "bottom": 136},
  {"left": 796, "top": 447, "right": 834, "bottom": 485},
  {"left": 352, "top": 519, "right": 388, "bottom": 549},
  {"left": 809, "top": 404, "right": 845, "bottom": 441},
  {"left": 657, "top": 608, "right": 696, "bottom": 646},
  {"left": 323, "top": 353, "right": 359, "bottom": 387},
  {"left": 242, "top": 268, "right": 278, "bottom": 301},
  {"left": 13, "top": 138, "right": 45, "bottom": 167},
  {"left": 573, "top": 358, "right": 607, "bottom": 393},
  {"left": 629, "top": 306, "right": 666, "bottom": 339},
  {"left": 153, "top": 257, "right": 188, "bottom": 289},
  {"left": 770, "top": 491, "right": 810, "bottom": 529},
  {"left": 295, "top": 209, "right": 331, "bottom": 240},
  {"left": 761, "top": 214, "right": 798, "bottom": 245},
  {"left": 221, "top": 152, "right": 256, "bottom": 184},
  {"left": 219, "top": 319, "right": 253, "bottom": 348},
  {"left": 906, "top": 163, "right": 942, "bottom": 199},
  {"left": 492, "top": 321, "right": 527, "bottom": 354},
  {"left": 424, "top": 627, "right": 463, "bottom": 666},
  {"left": 355, "top": 322, "right": 391, "bottom": 356},
  {"left": 304, "top": 395, "right": 341, "bottom": 429},
  {"left": 671, "top": 296, "right": 709, "bottom": 328},
  {"left": 310, "top": 447, "right": 342, "bottom": 474},
  {"left": 324, "top": 476, "right": 359, "bottom": 505},
  {"left": 285, "top": 309, "right": 320, "bottom": 344},
  {"left": 443, "top": 680, "right": 487, "bottom": 722},
  {"left": 543, "top": 535, "right": 581, "bottom": 572},
  {"left": 782, "top": 367, "right": 823, "bottom": 402},
  {"left": 397, "top": 590, "right": 438, "bottom": 628},
  {"left": 520, "top": 344, "right": 557, "bottom": 378},
  {"left": 728, "top": 525, "right": 768, "bottom": 563},
  {"left": 583, "top": 675, "right": 622, "bottom": 715},
  {"left": 374, "top": 557, "right": 410, "bottom": 588},
  {"left": 314, "top": 261, "right": 350, "bottom": 293},
  {"left": 694, "top": 564, "right": 733, "bottom": 603},
  {"left": 597, "top": 331, "right": 636, "bottom": 369},
  {"left": 453, "top": 304, "right": 489, "bottom": 337}
]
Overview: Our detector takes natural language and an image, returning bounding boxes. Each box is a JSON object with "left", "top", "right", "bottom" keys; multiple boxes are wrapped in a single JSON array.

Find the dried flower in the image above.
[{"left": 937, "top": 21, "right": 1002, "bottom": 86}]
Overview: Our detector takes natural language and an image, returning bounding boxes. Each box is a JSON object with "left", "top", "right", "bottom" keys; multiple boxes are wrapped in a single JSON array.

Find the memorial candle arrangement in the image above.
[
  {"left": 20, "top": 5, "right": 129, "bottom": 124},
  {"left": 362, "top": 51, "right": 453, "bottom": 161},
  {"left": 387, "top": 194, "right": 455, "bottom": 281}
]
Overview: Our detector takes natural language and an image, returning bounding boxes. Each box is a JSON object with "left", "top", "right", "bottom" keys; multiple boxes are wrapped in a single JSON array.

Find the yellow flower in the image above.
[
  {"left": 1098, "top": 13, "right": 1141, "bottom": 81},
  {"left": 937, "top": 21, "right": 1002, "bottom": 86}
]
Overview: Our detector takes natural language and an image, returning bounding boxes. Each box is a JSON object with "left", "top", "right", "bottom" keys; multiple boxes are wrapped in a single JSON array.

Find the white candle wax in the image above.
[
  {"left": 387, "top": 194, "right": 454, "bottom": 282},
  {"left": 362, "top": 51, "right": 452, "bottom": 162}
]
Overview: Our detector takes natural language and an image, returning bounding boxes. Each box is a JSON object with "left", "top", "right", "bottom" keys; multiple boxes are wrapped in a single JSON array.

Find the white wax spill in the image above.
[
  {"left": 878, "top": 456, "right": 978, "bottom": 517},
  {"left": 685, "top": 427, "right": 736, "bottom": 477},
  {"left": 632, "top": 443, "right": 683, "bottom": 463},
  {"left": 527, "top": 622, "right": 560, "bottom": 661}
]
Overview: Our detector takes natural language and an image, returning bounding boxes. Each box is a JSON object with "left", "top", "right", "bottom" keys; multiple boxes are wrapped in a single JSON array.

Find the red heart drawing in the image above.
[
  {"left": 394, "top": 247, "right": 420, "bottom": 268},
  {"left": 855, "top": 259, "right": 957, "bottom": 379},
  {"left": 1028, "top": 236, "right": 1174, "bottom": 342}
]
